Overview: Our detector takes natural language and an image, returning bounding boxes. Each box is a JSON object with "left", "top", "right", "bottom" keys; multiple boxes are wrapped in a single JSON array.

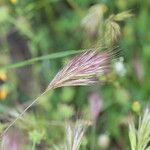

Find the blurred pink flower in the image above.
[
  {"left": 2, "top": 129, "right": 22, "bottom": 150},
  {"left": 133, "top": 55, "right": 144, "bottom": 82},
  {"left": 88, "top": 92, "right": 103, "bottom": 122}
]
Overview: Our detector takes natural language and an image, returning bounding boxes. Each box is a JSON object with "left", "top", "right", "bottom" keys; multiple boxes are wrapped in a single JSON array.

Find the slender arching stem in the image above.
[{"left": 0, "top": 88, "right": 50, "bottom": 138}]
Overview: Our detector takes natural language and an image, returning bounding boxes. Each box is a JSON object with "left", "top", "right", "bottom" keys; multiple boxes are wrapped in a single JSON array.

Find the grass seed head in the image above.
[{"left": 47, "top": 47, "right": 118, "bottom": 90}]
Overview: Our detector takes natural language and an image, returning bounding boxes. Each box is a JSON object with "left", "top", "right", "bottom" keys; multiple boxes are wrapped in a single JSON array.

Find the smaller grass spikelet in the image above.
[
  {"left": 52, "top": 120, "right": 90, "bottom": 150},
  {"left": 65, "top": 121, "right": 89, "bottom": 150},
  {"left": 105, "top": 10, "right": 133, "bottom": 43},
  {"left": 129, "top": 108, "right": 150, "bottom": 150}
]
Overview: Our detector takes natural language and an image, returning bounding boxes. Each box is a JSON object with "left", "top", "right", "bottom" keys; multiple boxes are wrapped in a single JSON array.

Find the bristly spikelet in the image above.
[
  {"left": 52, "top": 120, "right": 90, "bottom": 150},
  {"left": 65, "top": 121, "right": 89, "bottom": 150},
  {"left": 47, "top": 47, "right": 119, "bottom": 89},
  {"left": 105, "top": 10, "right": 133, "bottom": 44},
  {"left": 129, "top": 108, "right": 150, "bottom": 150}
]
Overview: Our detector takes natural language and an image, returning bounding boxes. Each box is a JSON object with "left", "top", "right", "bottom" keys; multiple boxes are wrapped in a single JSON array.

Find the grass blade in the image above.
[{"left": 1, "top": 50, "right": 83, "bottom": 70}]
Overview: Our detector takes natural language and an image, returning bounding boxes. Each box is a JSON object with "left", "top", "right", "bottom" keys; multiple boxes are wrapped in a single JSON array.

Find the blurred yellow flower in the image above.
[
  {"left": 132, "top": 101, "right": 141, "bottom": 113},
  {"left": 0, "top": 71, "right": 7, "bottom": 81},
  {"left": 0, "top": 88, "right": 8, "bottom": 100},
  {"left": 10, "top": 0, "right": 17, "bottom": 4},
  {"left": 101, "top": 4, "right": 108, "bottom": 13}
]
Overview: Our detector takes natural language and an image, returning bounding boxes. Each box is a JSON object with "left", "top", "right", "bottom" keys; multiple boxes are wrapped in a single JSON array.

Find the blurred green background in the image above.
[{"left": 0, "top": 0, "right": 150, "bottom": 149}]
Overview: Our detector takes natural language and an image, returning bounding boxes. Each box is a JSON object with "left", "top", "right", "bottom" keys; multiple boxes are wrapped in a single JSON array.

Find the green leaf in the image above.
[
  {"left": 115, "top": 87, "right": 129, "bottom": 105},
  {"left": 29, "top": 130, "right": 45, "bottom": 144},
  {"left": 58, "top": 104, "right": 74, "bottom": 119},
  {"left": 61, "top": 87, "right": 75, "bottom": 102},
  {"left": 1, "top": 50, "right": 83, "bottom": 70},
  {"left": 129, "top": 123, "right": 137, "bottom": 150},
  {"left": 0, "top": 7, "right": 9, "bottom": 23}
]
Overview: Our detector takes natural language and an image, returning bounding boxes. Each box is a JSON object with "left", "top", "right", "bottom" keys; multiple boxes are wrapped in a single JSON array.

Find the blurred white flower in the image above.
[
  {"left": 98, "top": 133, "right": 110, "bottom": 149},
  {"left": 114, "top": 57, "right": 126, "bottom": 76}
]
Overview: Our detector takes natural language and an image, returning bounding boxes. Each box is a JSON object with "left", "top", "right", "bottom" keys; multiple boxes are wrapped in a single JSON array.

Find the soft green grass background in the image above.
[{"left": 0, "top": 0, "right": 150, "bottom": 149}]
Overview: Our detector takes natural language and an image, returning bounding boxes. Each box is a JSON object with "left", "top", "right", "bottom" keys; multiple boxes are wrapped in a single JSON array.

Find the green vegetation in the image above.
[{"left": 0, "top": 0, "right": 150, "bottom": 149}]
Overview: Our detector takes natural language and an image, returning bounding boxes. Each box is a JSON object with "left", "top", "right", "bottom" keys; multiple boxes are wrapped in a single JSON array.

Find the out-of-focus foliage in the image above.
[{"left": 0, "top": 0, "right": 150, "bottom": 149}]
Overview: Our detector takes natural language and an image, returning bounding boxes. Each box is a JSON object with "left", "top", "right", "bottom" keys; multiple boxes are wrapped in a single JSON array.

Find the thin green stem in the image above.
[
  {"left": 32, "top": 141, "right": 36, "bottom": 150},
  {"left": 66, "top": 0, "right": 83, "bottom": 16},
  {"left": 90, "top": 123, "right": 96, "bottom": 150},
  {"left": 0, "top": 89, "right": 49, "bottom": 138}
]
